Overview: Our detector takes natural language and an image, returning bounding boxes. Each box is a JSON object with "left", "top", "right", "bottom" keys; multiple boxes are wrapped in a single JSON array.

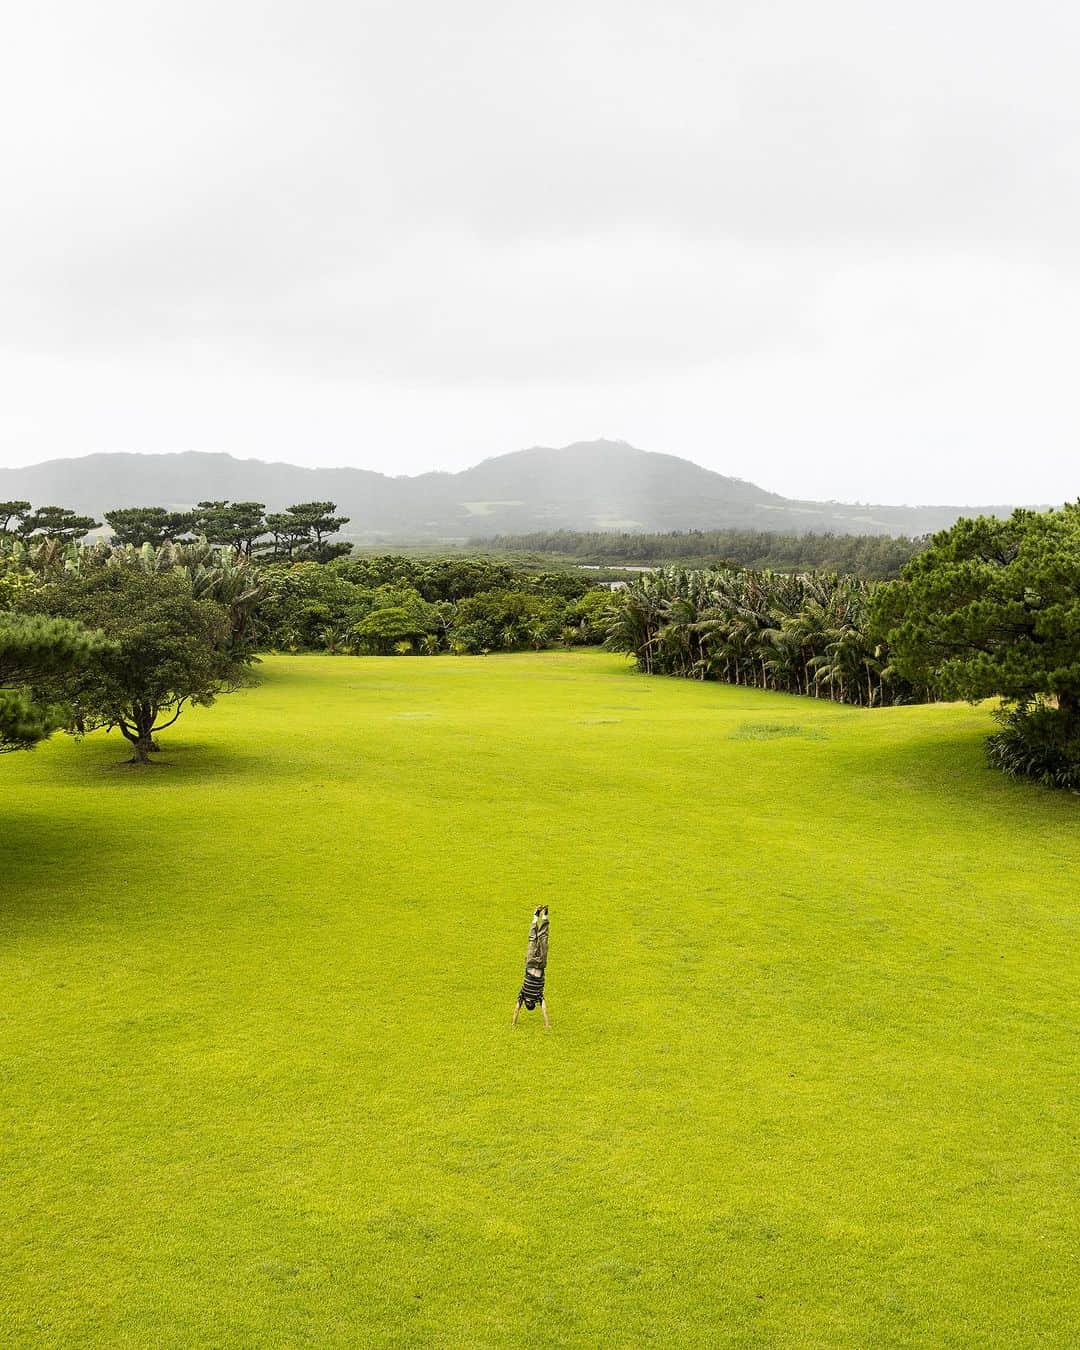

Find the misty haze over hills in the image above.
[{"left": 0, "top": 441, "right": 1024, "bottom": 542}]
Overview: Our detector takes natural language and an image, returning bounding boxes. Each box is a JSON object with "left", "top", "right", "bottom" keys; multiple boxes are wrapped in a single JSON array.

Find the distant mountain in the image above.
[{"left": 0, "top": 440, "right": 1024, "bottom": 540}]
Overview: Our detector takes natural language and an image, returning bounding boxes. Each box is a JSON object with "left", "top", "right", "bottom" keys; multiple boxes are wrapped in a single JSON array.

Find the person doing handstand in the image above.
[{"left": 512, "top": 905, "right": 550, "bottom": 1028}]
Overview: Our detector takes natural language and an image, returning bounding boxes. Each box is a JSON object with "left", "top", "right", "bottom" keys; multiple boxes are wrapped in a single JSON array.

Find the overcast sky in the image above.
[{"left": 1, "top": 2, "right": 1078, "bottom": 504}]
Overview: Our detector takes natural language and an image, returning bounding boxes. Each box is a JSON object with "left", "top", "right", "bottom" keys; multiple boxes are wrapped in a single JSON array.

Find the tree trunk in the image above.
[
  {"left": 1057, "top": 690, "right": 1080, "bottom": 731},
  {"left": 122, "top": 702, "right": 158, "bottom": 766}
]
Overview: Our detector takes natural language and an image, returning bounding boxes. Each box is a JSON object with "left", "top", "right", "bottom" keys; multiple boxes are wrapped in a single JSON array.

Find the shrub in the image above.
[{"left": 986, "top": 700, "right": 1080, "bottom": 791}]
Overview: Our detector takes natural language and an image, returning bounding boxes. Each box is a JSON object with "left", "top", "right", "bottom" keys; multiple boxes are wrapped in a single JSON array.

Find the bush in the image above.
[{"left": 986, "top": 700, "right": 1080, "bottom": 791}]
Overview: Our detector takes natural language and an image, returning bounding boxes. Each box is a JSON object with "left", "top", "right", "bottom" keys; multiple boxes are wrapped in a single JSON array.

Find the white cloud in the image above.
[{"left": 1, "top": 1, "right": 1078, "bottom": 502}]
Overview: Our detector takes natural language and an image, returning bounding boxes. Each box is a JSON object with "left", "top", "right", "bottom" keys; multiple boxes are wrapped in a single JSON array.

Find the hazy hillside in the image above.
[{"left": 0, "top": 440, "right": 1021, "bottom": 540}]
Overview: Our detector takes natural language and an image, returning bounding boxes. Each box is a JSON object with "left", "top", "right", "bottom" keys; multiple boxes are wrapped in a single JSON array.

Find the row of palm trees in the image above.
[{"left": 602, "top": 568, "right": 918, "bottom": 707}]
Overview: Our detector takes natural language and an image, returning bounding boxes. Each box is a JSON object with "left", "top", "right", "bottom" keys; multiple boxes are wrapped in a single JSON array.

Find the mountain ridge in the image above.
[{"left": 0, "top": 440, "right": 1024, "bottom": 540}]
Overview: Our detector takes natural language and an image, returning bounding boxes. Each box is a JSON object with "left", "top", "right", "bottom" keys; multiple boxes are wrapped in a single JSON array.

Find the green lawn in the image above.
[{"left": 1, "top": 652, "right": 1076, "bottom": 1348}]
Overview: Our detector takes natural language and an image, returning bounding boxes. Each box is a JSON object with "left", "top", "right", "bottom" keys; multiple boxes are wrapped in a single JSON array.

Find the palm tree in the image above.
[
  {"left": 320, "top": 625, "right": 348, "bottom": 654},
  {"left": 601, "top": 565, "right": 912, "bottom": 708}
]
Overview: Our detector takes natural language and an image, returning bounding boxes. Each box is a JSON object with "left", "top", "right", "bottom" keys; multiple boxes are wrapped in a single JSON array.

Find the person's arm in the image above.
[
  {"left": 512, "top": 998, "right": 522, "bottom": 1026},
  {"left": 541, "top": 998, "right": 551, "bottom": 1029}
]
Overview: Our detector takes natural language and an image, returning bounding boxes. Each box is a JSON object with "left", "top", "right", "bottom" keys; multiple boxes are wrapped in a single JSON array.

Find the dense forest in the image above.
[
  {"left": 473, "top": 528, "right": 925, "bottom": 578},
  {"left": 0, "top": 536, "right": 612, "bottom": 759},
  {"left": 255, "top": 554, "right": 608, "bottom": 655},
  {"left": 602, "top": 567, "right": 913, "bottom": 707}
]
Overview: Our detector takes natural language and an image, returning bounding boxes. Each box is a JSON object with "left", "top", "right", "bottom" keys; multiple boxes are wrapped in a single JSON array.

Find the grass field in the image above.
[{"left": 1, "top": 651, "right": 1076, "bottom": 1347}]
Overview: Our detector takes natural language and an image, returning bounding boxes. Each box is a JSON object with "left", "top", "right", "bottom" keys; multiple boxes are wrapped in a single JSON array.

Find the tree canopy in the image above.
[
  {"left": 21, "top": 567, "right": 254, "bottom": 763},
  {"left": 189, "top": 501, "right": 269, "bottom": 556},
  {"left": 874, "top": 506, "right": 1080, "bottom": 787},
  {"left": 104, "top": 507, "right": 193, "bottom": 548},
  {"left": 264, "top": 501, "right": 351, "bottom": 561},
  {"left": 0, "top": 613, "right": 111, "bottom": 752},
  {"left": 875, "top": 507, "right": 1080, "bottom": 717},
  {"left": 0, "top": 501, "right": 31, "bottom": 534},
  {"left": 14, "top": 506, "right": 101, "bottom": 542}
]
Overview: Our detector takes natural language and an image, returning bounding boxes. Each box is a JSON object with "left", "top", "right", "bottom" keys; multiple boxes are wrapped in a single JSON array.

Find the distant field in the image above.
[
  {"left": 460, "top": 500, "right": 524, "bottom": 516},
  {"left": 1, "top": 652, "right": 1076, "bottom": 1347}
]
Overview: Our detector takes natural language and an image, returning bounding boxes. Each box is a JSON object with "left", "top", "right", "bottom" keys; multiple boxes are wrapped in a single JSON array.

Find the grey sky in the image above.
[{"left": 1, "top": 1, "right": 1077, "bottom": 504}]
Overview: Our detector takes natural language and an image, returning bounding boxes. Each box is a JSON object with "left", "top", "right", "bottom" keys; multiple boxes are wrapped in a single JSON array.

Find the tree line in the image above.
[
  {"left": 253, "top": 554, "right": 607, "bottom": 655},
  {"left": 474, "top": 528, "right": 925, "bottom": 579},
  {"left": 602, "top": 568, "right": 915, "bottom": 706},
  {"left": 0, "top": 498, "right": 351, "bottom": 560},
  {"left": 602, "top": 503, "right": 1080, "bottom": 789},
  {"left": 4, "top": 501, "right": 1078, "bottom": 789},
  {"left": 0, "top": 539, "right": 611, "bottom": 762},
  {"left": 3, "top": 501, "right": 923, "bottom": 577}
]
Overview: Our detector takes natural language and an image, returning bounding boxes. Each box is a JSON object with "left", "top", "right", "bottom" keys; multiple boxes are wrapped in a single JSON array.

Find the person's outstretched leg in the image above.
[{"left": 526, "top": 906, "right": 549, "bottom": 968}]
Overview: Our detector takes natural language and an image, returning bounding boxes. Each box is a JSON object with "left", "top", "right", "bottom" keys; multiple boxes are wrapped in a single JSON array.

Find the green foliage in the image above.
[
  {"left": 14, "top": 504, "right": 101, "bottom": 542},
  {"left": 877, "top": 505, "right": 1080, "bottom": 785},
  {"left": 876, "top": 507, "right": 1080, "bottom": 708},
  {"left": 135, "top": 540, "right": 266, "bottom": 657},
  {"left": 986, "top": 699, "right": 1080, "bottom": 790},
  {"left": 564, "top": 588, "right": 611, "bottom": 644},
  {"left": 104, "top": 506, "right": 193, "bottom": 547},
  {"left": 604, "top": 566, "right": 908, "bottom": 706},
  {"left": 256, "top": 560, "right": 362, "bottom": 650},
  {"left": 255, "top": 556, "right": 604, "bottom": 655},
  {"left": 20, "top": 567, "right": 253, "bottom": 762},
  {"left": 0, "top": 611, "right": 107, "bottom": 684},
  {"left": 447, "top": 590, "right": 560, "bottom": 654},
  {"left": 476, "top": 527, "right": 926, "bottom": 578},
  {"left": 189, "top": 500, "right": 268, "bottom": 557},
  {"left": 0, "top": 500, "right": 31, "bottom": 534},
  {"left": 263, "top": 501, "right": 350, "bottom": 561},
  {"left": 12, "top": 536, "right": 265, "bottom": 660},
  {"left": 0, "top": 613, "right": 112, "bottom": 751},
  {"left": 334, "top": 554, "right": 567, "bottom": 600},
  {"left": 90, "top": 499, "right": 352, "bottom": 560},
  {"left": 0, "top": 540, "right": 34, "bottom": 609},
  {"left": 85, "top": 498, "right": 354, "bottom": 561},
  {"left": 351, "top": 604, "right": 435, "bottom": 654},
  {"left": 0, "top": 688, "right": 61, "bottom": 752}
]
